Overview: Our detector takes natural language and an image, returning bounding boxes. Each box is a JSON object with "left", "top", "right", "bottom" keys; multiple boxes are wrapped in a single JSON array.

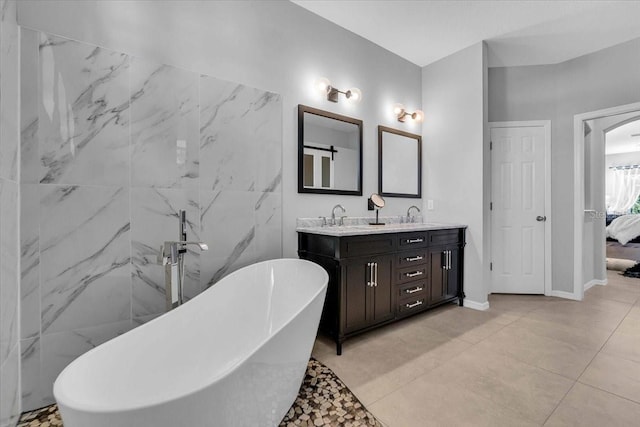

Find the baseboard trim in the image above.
[
  {"left": 548, "top": 290, "right": 582, "bottom": 301},
  {"left": 584, "top": 279, "right": 607, "bottom": 291},
  {"left": 463, "top": 299, "right": 490, "bottom": 311}
]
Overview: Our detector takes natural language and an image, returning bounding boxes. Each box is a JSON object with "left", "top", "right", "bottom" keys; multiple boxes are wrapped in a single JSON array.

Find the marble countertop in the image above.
[{"left": 296, "top": 216, "right": 467, "bottom": 237}]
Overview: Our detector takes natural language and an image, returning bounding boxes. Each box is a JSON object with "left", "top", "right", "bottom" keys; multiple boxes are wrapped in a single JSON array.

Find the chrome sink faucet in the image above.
[
  {"left": 331, "top": 204, "right": 346, "bottom": 226},
  {"left": 158, "top": 210, "right": 208, "bottom": 310},
  {"left": 406, "top": 205, "right": 421, "bottom": 223}
]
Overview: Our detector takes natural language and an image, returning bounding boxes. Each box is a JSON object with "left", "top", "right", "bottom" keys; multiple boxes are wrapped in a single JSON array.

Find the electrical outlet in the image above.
[{"left": 427, "top": 200, "right": 434, "bottom": 210}]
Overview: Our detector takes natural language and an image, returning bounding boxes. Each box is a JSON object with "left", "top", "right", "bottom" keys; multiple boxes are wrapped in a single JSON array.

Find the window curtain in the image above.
[{"left": 608, "top": 168, "right": 640, "bottom": 213}]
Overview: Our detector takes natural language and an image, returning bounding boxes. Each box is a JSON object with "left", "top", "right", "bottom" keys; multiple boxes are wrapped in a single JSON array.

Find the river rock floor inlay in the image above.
[{"left": 18, "top": 358, "right": 382, "bottom": 427}]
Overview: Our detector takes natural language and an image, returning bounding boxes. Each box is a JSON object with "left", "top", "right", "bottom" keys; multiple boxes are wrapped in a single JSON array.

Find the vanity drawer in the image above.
[
  {"left": 396, "top": 249, "right": 428, "bottom": 268},
  {"left": 341, "top": 234, "right": 395, "bottom": 257},
  {"left": 397, "top": 281, "right": 427, "bottom": 299},
  {"left": 396, "top": 264, "right": 428, "bottom": 285},
  {"left": 397, "top": 296, "right": 427, "bottom": 316},
  {"left": 397, "top": 232, "right": 429, "bottom": 249},
  {"left": 428, "top": 229, "right": 460, "bottom": 246}
]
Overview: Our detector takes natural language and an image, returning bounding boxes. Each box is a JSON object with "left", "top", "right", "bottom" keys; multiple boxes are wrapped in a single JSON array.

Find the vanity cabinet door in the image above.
[
  {"left": 343, "top": 259, "right": 370, "bottom": 333},
  {"left": 445, "top": 247, "right": 460, "bottom": 300},
  {"left": 428, "top": 247, "right": 459, "bottom": 305},
  {"left": 342, "top": 256, "right": 394, "bottom": 334},
  {"left": 370, "top": 256, "right": 394, "bottom": 325}
]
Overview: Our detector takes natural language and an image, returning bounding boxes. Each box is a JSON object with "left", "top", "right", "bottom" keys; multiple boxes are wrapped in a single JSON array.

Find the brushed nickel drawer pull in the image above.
[
  {"left": 406, "top": 238, "right": 424, "bottom": 244},
  {"left": 367, "top": 262, "right": 374, "bottom": 287},
  {"left": 405, "top": 300, "right": 423, "bottom": 309},
  {"left": 405, "top": 286, "right": 423, "bottom": 294},
  {"left": 405, "top": 271, "right": 423, "bottom": 278},
  {"left": 405, "top": 256, "right": 423, "bottom": 262}
]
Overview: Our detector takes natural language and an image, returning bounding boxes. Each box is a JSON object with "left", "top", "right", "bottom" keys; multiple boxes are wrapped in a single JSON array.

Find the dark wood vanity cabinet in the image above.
[
  {"left": 429, "top": 246, "right": 459, "bottom": 305},
  {"left": 343, "top": 256, "right": 394, "bottom": 333},
  {"left": 298, "top": 227, "right": 466, "bottom": 355}
]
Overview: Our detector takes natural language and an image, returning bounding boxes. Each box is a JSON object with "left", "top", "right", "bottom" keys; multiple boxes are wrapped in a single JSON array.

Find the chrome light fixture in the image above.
[
  {"left": 393, "top": 103, "right": 424, "bottom": 123},
  {"left": 316, "top": 77, "right": 361, "bottom": 104}
]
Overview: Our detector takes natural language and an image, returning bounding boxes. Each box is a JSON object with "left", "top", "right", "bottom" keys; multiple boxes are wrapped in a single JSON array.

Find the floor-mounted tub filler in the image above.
[{"left": 53, "top": 259, "right": 329, "bottom": 427}]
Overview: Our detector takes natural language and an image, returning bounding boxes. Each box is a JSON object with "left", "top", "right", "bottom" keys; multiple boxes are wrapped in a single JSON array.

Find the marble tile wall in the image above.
[
  {"left": 19, "top": 29, "right": 282, "bottom": 410},
  {"left": 1, "top": 0, "right": 22, "bottom": 426}
]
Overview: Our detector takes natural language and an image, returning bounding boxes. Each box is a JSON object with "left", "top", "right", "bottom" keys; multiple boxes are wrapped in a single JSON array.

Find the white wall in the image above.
[
  {"left": 17, "top": 0, "right": 423, "bottom": 258},
  {"left": 489, "top": 37, "right": 640, "bottom": 292},
  {"left": 422, "top": 42, "right": 489, "bottom": 307}
]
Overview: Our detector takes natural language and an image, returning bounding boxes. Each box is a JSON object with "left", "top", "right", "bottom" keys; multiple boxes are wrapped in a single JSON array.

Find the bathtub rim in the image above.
[{"left": 53, "top": 258, "right": 328, "bottom": 414}]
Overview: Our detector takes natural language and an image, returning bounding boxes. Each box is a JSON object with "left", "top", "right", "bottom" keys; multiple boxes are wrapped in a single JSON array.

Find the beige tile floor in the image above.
[{"left": 312, "top": 270, "right": 640, "bottom": 426}]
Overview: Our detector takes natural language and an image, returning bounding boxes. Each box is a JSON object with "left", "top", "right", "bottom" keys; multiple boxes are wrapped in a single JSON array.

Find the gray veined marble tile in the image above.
[
  {"left": 255, "top": 192, "right": 282, "bottom": 262},
  {"left": 21, "top": 28, "right": 41, "bottom": 184},
  {"left": 199, "top": 75, "right": 282, "bottom": 193},
  {"left": 37, "top": 33, "right": 130, "bottom": 186},
  {"left": 131, "top": 187, "right": 200, "bottom": 317},
  {"left": 40, "top": 185, "right": 131, "bottom": 334},
  {"left": 21, "top": 337, "right": 47, "bottom": 412},
  {"left": 130, "top": 58, "right": 199, "bottom": 189},
  {"left": 0, "top": 0, "right": 19, "bottom": 182},
  {"left": 39, "top": 320, "right": 133, "bottom": 405},
  {"left": 0, "top": 343, "right": 21, "bottom": 427},
  {"left": 200, "top": 190, "right": 257, "bottom": 288},
  {"left": 21, "top": 184, "right": 41, "bottom": 340},
  {"left": 0, "top": 179, "right": 19, "bottom": 366}
]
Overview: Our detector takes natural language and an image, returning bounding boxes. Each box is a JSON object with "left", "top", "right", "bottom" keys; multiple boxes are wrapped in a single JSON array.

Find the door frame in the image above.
[
  {"left": 488, "top": 121, "right": 552, "bottom": 296},
  {"left": 573, "top": 101, "right": 640, "bottom": 300}
]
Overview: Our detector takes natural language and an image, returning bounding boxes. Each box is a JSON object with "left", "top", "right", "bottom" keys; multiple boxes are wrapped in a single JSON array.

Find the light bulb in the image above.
[
  {"left": 346, "top": 87, "right": 362, "bottom": 104},
  {"left": 393, "top": 103, "right": 405, "bottom": 117},
  {"left": 316, "top": 77, "right": 331, "bottom": 94},
  {"left": 413, "top": 110, "right": 425, "bottom": 123}
]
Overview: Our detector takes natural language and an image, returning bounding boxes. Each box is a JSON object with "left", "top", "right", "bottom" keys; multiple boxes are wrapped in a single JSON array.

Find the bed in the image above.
[{"left": 606, "top": 214, "right": 640, "bottom": 261}]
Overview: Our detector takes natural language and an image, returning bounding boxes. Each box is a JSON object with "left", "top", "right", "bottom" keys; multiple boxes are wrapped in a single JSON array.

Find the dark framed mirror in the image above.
[
  {"left": 298, "top": 104, "right": 363, "bottom": 195},
  {"left": 378, "top": 125, "right": 422, "bottom": 198}
]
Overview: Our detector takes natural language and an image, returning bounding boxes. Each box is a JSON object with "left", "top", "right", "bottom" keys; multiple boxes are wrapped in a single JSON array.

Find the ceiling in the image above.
[
  {"left": 605, "top": 118, "right": 640, "bottom": 156},
  {"left": 292, "top": 0, "right": 640, "bottom": 67}
]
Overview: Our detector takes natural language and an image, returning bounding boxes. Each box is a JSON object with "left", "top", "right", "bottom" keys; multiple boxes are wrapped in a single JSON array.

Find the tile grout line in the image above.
[
  {"left": 363, "top": 306, "right": 568, "bottom": 410},
  {"left": 542, "top": 381, "right": 578, "bottom": 426},
  {"left": 575, "top": 380, "right": 640, "bottom": 407},
  {"left": 541, "top": 278, "right": 638, "bottom": 425},
  {"left": 462, "top": 315, "right": 595, "bottom": 382}
]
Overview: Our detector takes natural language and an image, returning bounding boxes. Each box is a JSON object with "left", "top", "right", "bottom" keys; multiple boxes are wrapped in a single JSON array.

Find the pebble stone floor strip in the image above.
[{"left": 18, "top": 358, "right": 382, "bottom": 427}]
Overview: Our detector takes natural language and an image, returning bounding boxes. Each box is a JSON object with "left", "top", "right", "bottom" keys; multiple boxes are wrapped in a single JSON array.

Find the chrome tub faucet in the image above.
[{"left": 158, "top": 210, "right": 208, "bottom": 310}]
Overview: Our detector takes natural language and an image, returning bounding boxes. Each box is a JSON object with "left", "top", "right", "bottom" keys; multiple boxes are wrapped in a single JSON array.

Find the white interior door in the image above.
[{"left": 491, "top": 125, "right": 547, "bottom": 294}]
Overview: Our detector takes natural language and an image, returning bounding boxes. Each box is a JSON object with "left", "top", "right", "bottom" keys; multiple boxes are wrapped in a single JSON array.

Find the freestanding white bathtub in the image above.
[{"left": 54, "top": 258, "right": 328, "bottom": 427}]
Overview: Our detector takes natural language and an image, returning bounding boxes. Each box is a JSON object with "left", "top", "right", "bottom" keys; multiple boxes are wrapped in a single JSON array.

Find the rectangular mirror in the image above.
[
  {"left": 378, "top": 126, "right": 422, "bottom": 198},
  {"left": 298, "top": 105, "right": 363, "bottom": 195}
]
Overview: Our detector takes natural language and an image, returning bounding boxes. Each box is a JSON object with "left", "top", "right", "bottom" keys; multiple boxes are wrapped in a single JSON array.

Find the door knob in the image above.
[{"left": 536, "top": 216, "right": 546, "bottom": 222}]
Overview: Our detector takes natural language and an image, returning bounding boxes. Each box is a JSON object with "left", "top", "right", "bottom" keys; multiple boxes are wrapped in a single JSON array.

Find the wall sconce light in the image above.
[
  {"left": 393, "top": 103, "right": 424, "bottom": 123},
  {"left": 316, "top": 77, "right": 361, "bottom": 104}
]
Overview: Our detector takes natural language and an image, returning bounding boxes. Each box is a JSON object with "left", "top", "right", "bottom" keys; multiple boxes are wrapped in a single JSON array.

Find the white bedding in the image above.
[{"left": 607, "top": 214, "right": 640, "bottom": 245}]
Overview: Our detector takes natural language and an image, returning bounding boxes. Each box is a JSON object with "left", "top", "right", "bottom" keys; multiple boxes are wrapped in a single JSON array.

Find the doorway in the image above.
[
  {"left": 489, "top": 121, "right": 551, "bottom": 294},
  {"left": 574, "top": 102, "right": 640, "bottom": 299}
]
